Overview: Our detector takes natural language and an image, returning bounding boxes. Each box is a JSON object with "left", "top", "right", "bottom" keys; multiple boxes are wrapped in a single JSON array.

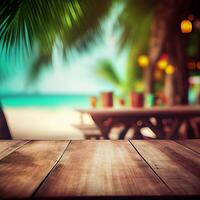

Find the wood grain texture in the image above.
[
  {"left": 130, "top": 140, "right": 200, "bottom": 195},
  {"left": 0, "top": 140, "right": 70, "bottom": 198},
  {"left": 176, "top": 139, "right": 200, "bottom": 154},
  {"left": 0, "top": 140, "right": 29, "bottom": 160},
  {"left": 36, "top": 140, "right": 170, "bottom": 198}
]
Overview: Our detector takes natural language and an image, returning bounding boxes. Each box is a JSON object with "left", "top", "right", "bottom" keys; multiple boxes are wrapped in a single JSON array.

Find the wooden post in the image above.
[{"left": 0, "top": 103, "right": 12, "bottom": 139}]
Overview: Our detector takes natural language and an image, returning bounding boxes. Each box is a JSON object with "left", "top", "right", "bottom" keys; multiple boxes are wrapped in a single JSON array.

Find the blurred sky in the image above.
[{"left": 0, "top": 3, "right": 129, "bottom": 95}]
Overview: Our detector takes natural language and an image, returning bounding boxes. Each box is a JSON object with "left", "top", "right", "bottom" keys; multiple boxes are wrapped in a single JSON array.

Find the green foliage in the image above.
[
  {"left": 119, "top": 0, "right": 154, "bottom": 93},
  {"left": 96, "top": 0, "right": 155, "bottom": 95},
  {"left": 118, "top": 0, "right": 155, "bottom": 50},
  {"left": 1, "top": 0, "right": 155, "bottom": 85},
  {"left": 0, "top": 0, "right": 112, "bottom": 78},
  {"left": 96, "top": 60, "right": 122, "bottom": 88},
  {"left": 125, "top": 12, "right": 153, "bottom": 88},
  {"left": 96, "top": 59, "right": 145, "bottom": 96}
]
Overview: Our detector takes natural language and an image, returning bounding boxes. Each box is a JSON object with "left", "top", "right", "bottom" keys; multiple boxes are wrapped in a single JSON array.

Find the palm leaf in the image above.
[
  {"left": 125, "top": 12, "right": 153, "bottom": 86},
  {"left": 0, "top": 0, "right": 112, "bottom": 79},
  {"left": 96, "top": 60, "right": 122, "bottom": 88}
]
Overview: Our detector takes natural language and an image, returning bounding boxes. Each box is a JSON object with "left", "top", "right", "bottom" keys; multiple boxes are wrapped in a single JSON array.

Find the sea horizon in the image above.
[
  {"left": 0, "top": 93, "right": 93, "bottom": 108},
  {"left": 0, "top": 93, "right": 96, "bottom": 97}
]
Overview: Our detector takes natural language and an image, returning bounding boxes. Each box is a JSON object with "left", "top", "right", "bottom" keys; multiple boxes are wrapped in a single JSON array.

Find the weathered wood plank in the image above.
[
  {"left": 130, "top": 140, "right": 200, "bottom": 195},
  {"left": 0, "top": 140, "right": 70, "bottom": 198},
  {"left": 0, "top": 140, "right": 29, "bottom": 160},
  {"left": 176, "top": 139, "right": 200, "bottom": 154},
  {"left": 36, "top": 140, "right": 170, "bottom": 198}
]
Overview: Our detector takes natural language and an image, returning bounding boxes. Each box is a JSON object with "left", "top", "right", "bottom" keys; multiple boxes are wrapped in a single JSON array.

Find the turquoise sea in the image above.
[{"left": 1, "top": 95, "right": 90, "bottom": 108}]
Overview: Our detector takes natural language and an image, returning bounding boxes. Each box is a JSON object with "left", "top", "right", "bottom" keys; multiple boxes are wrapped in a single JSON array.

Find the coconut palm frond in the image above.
[
  {"left": 0, "top": 0, "right": 113, "bottom": 78},
  {"left": 61, "top": 0, "right": 112, "bottom": 53},
  {"left": 34, "top": 0, "right": 112, "bottom": 79},
  {"left": 96, "top": 60, "right": 121, "bottom": 88},
  {"left": 0, "top": 0, "right": 113, "bottom": 53},
  {"left": 0, "top": 0, "right": 81, "bottom": 50}
]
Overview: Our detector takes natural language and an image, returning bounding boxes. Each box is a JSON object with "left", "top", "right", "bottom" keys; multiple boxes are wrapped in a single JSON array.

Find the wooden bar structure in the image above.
[
  {"left": 77, "top": 106, "right": 200, "bottom": 139},
  {"left": 0, "top": 139, "right": 199, "bottom": 199}
]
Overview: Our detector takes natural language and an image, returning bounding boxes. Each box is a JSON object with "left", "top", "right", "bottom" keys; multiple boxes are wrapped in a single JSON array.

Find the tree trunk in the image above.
[
  {"left": 145, "top": 0, "right": 177, "bottom": 94},
  {"left": 174, "top": 32, "right": 189, "bottom": 104},
  {"left": 0, "top": 102, "right": 12, "bottom": 139},
  {"left": 146, "top": 0, "right": 190, "bottom": 104}
]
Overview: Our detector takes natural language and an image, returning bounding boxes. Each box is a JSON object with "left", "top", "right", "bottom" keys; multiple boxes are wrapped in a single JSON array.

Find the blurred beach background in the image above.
[
  {"left": 1, "top": 95, "right": 92, "bottom": 139},
  {"left": 0, "top": 2, "right": 126, "bottom": 139},
  {"left": 1, "top": 0, "right": 200, "bottom": 139}
]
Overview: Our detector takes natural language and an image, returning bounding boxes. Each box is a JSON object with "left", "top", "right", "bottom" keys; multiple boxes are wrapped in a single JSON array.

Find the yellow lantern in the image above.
[
  {"left": 157, "top": 59, "right": 168, "bottom": 70},
  {"left": 181, "top": 19, "right": 192, "bottom": 33},
  {"left": 137, "top": 55, "right": 149, "bottom": 68},
  {"left": 165, "top": 65, "right": 175, "bottom": 75}
]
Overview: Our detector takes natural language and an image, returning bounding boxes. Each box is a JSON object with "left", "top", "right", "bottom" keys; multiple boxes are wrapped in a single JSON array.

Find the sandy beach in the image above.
[
  {"left": 3, "top": 106, "right": 95, "bottom": 140},
  {"left": 3, "top": 106, "right": 156, "bottom": 140}
]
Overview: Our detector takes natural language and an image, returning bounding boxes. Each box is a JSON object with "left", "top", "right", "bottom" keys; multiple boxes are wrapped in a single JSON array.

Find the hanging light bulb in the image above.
[
  {"left": 157, "top": 59, "right": 168, "bottom": 70},
  {"left": 165, "top": 65, "right": 175, "bottom": 75},
  {"left": 137, "top": 55, "right": 149, "bottom": 68},
  {"left": 181, "top": 19, "right": 192, "bottom": 33},
  {"left": 157, "top": 53, "right": 168, "bottom": 70}
]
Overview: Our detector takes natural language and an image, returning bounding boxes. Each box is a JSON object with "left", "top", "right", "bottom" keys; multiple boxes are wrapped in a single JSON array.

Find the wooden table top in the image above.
[
  {"left": 77, "top": 105, "right": 200, "bottom": 117},
  {"left": 0, "top": 140, "right": 200, "bottom": 199}
]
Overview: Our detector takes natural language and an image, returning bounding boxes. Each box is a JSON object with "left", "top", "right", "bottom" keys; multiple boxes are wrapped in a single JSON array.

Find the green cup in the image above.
[{"left": 144, "top": 93, "right": 154, "bottom": 108}]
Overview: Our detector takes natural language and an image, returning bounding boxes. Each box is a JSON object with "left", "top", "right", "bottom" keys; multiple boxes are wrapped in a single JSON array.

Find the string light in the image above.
[
  {"left": 137, "top": 55, "right": 149, "bottom": 68},
  {"left": 165, "top": 65, "right": 175, "bottom": 75},
  {"left": 157, "top": 59, "right": 168, "bottom": 70}
]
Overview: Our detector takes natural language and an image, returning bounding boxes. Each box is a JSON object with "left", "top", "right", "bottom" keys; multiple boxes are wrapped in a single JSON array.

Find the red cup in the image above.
[
  {"left": 130, "top": 92, "right": 143, "bottom": 107},
  {"left": 101, "top": 92, "right": 113, "bottom": 108}
]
